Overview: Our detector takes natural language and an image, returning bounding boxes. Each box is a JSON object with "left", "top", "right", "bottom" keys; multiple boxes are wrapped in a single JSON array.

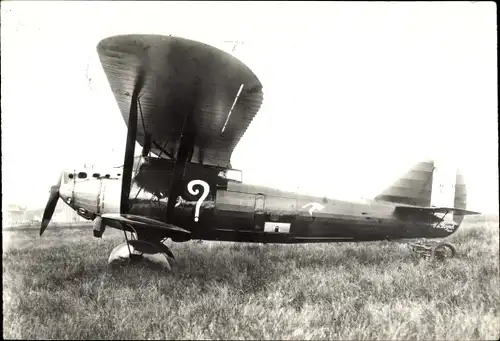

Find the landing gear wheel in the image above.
[
  {"left": 155, "top": 241, "right": 175, "bottom": 260},
  {"left": 108, "top": 240, "right": 175, "bottom": 270},
  {"left": 431, "top": 242, "right": 456, "bottom": 261},
  {"left": 154, "top": 240, "right": 177, "bottom": 267},
  {"left": 408, "top": 240, "right": 457, "bottom": 261}
]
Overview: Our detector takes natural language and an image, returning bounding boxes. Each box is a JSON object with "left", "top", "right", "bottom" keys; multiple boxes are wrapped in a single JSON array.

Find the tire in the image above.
[{"left": 431, "top": 242, "right": 457, "bottom": 261}]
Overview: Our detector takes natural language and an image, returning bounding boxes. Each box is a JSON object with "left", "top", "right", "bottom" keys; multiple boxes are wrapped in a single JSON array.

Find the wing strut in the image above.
[
  {"left": 142, "top": 132, "right": 152, "bottom": 158},
  {"left": 153, "top": 140, "right": 174, "bottom": 159},
  {"left": 138, "top": 98, "right": 152, "bottom": 158},
  {"left": 120, "top": 69, "right": 146, "bottom": 214},
  {"left": 165, "top": 113, "right": 195, "bottom": 223}
]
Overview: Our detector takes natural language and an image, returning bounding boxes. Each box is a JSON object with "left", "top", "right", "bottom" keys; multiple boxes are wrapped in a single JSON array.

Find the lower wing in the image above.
[{"left": 99, "top": 213, "right": 191, "bottom": 239}]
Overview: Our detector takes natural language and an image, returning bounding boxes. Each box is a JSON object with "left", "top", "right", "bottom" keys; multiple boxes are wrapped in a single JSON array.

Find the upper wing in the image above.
[{"left": 97, "top": 34, "right": 264, "bottom": 168}]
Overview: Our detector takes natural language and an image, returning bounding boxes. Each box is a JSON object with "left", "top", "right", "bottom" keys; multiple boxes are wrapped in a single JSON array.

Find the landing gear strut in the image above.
[{"left": 408, "top": 240, "right": 457, "bottom": 261}]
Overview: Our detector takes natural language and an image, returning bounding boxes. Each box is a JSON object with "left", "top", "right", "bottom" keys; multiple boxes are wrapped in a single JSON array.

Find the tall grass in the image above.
[{"left": 3, "top": 216, "right": 499, "bottom": 340}]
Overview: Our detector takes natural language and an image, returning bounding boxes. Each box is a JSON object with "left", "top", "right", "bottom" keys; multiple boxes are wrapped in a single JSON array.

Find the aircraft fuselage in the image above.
[{"left": 60, "top": 157, "right": 459, "bottom": 243}]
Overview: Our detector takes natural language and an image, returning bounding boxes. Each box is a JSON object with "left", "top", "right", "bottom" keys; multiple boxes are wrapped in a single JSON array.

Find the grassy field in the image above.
[{"left": 3, "top": 216, "right": 499, "bottom": 340}]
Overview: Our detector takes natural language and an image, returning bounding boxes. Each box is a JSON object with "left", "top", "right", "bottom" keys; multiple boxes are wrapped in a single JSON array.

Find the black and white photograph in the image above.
[{"left": 2, "top": 1, "right": 498, "bottom": 339}]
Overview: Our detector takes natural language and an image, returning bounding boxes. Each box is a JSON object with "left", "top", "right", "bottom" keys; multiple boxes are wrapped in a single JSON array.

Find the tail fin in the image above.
[
  {"left": 375, "top": 159, "right": 474, "bottom": 224},
  {"left": 374, "top": 159, "right": 435, "bottom": 207}
]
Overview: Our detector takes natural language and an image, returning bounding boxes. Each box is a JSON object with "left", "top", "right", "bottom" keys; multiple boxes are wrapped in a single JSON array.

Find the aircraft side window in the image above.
[
  {"left": 92, "top": 173, "right": 100, "bottom": 178},
  {"left": 218, "top": 169, "right": 243, "bottom": 182},
  {"left": 105, "top": 174, "right": 110, "bottom": 178},
  {"left": 78, "top": 172, "right": 87, "bottom": 179},
  {"left": 68, "top": 174, "right": 74, "bottom": 179}
]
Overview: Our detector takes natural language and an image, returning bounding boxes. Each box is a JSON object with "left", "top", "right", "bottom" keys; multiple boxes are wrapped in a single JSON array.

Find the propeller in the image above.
[
  {"left": 40, "top": 174, "right": 62, "bottom": 236},
  {"left": 120, "top": 66, "right": 147, "bottom": 214}
]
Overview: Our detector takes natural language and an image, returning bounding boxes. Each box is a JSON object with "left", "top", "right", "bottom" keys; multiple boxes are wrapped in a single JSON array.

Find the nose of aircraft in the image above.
[{"left": 58, "top": 176, "right": 74, "bottom": 206}]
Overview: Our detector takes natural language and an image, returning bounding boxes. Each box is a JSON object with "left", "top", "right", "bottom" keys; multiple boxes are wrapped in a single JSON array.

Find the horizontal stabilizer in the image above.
[
  {"left": 101, "top": 213, "right": 191, "bottom": 235},
  {"left": 395, "top": 205, "right": 481, "bottom": 216}
]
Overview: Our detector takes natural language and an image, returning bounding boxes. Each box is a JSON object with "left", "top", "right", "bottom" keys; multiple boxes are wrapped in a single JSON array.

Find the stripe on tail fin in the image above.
[
  {"left": 374, "top": 159, "right": 435, "bottom": 206},
  {"left": 453, "top": 170, "right": 471, "bottom": 225},
  {"left": 430, "top": 159, "right": 457, "bottom": 208},
  {"left": 375, "top": 159, "right": 479, "bottom": 224}
]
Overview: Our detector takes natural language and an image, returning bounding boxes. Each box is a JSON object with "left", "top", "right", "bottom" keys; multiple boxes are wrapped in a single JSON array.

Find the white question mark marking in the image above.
[{"left": 187, "top": 180, "right": 210, "bottom": 222}]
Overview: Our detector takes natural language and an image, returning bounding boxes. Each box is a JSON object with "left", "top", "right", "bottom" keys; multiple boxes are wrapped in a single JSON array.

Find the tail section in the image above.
[{"left": 375, "top": 159, "right": 479, "bottom": 225}]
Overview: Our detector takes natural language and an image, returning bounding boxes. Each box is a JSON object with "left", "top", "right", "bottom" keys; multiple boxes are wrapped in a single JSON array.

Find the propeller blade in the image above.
[
  {"left": 40, "top": 174, "right": 63, "bottom": 236},
  {"left": 120, "top": 66, "right": 147, "bottom": 214},
  {"left": 40, "top": 175, "right": 62, "bottom": 236}
]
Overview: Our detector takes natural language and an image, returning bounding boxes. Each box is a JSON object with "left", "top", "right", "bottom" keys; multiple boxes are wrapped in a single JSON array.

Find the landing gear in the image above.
[
  {"left": 408, "top": 240, "right": 457, "bottom": 261},
  {"left": 108, "top": 238, "right": 176, "bottom": 270}
]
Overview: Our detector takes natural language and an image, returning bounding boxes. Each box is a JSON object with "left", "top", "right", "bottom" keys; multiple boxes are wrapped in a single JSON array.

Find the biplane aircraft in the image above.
[{"left": 40, "top": 34, "right": 480, "bottom": 269}]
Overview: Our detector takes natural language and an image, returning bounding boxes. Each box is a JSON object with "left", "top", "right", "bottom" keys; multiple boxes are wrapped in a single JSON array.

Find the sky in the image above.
[{"left": 1, "top": 1, "right": 498, "bottom": 213}]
